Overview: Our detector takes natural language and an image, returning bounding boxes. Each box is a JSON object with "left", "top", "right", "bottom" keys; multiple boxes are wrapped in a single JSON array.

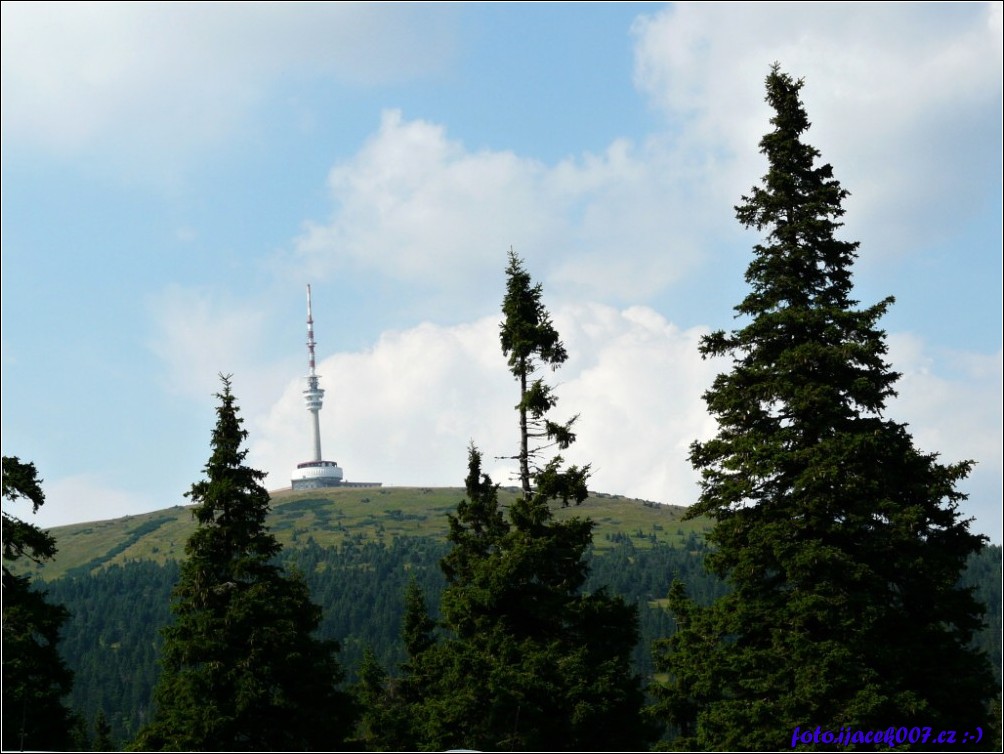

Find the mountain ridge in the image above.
[{"left": 26, "top": 486, "right": 707, "bottom": 581}]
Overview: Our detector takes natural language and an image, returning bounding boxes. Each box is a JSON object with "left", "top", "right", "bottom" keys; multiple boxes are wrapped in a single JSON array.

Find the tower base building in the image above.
[{"left": 291, "top": 460, "right": 344, "bottom": 490}]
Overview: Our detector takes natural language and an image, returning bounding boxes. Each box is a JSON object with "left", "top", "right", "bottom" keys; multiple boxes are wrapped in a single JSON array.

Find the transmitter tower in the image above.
[{"left": 291, "top": 285, "right": 344, "bottom": 490}]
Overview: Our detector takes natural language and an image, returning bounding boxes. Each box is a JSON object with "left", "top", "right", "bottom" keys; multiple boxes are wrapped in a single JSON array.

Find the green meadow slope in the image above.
[{"left": 25, "top": 486, "right": 709, "bottom": 580}]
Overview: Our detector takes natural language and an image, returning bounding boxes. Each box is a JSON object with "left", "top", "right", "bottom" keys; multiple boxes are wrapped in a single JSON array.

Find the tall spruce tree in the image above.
[
  {"left": 500, "top": 248, "right": 582, "bottom": 496},
  {"left": 2, "top": 456, "right": 77, "bottom": 752},
  {"left": 652, "top": 65, "right": 994, "bottom": 750},
  {"left": 133, "top": 376, "right": 354, "bottom": 751},
  {"left": 400, "top": 253, "right": 651, "bottom": 751}
]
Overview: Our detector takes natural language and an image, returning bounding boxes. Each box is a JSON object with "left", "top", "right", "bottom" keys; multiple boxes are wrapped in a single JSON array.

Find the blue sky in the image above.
[{"left": 2, "top": 2, "right": 1001, "bottom": 543}]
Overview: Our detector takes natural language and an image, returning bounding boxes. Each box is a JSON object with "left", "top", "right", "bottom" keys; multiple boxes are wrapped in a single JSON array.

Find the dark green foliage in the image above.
[
  {"left": 92, "top": 709, "right": 115, "bottom": 751},
  {"left": 351, "top": 647, "right": 408, "bottom": 751},
  {"left": 500, "top": 249, "right": 584, "bottom": 496},
  {"left": 44, "top": 536, "right": 450, "bottom": 746},
  {"left": 960, "top": 546, "right": 1003, "bottom": 684},
  {"left": 298, "top": 535, "right": 449, "bottom": 679},
  {"left": 401, "top": 576, "right": 437, "bottom": 662},
  {"left": 652, "top": 66, "right": 994, "bottom": 750},
  {"left": 587, "top": 533, "right": 729, "bottom": 677},
  {"left": 2, "top": 456, "right": 77, "bottom": 752},
  {"left": 32, "top": 534, "right": 1003, "bottom": 748},
  {"left": 132, "top": 376, "right": 355, "bottom": 751},
  {"left": 402, "top": 447, "right": 653, "bottom": 751},
  {"left": 3, "top": 457, "right": 56, "bottom": 564},
  {"left": 352, "top": 578, "right": 438, "bottom": 751}
]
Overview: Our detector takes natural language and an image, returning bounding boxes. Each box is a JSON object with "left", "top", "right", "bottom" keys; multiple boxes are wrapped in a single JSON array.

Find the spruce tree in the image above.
[
  {"left": 652, "top": 65, "right": 994, "bottom": 750},
  {"left": 2, "top": 456, "right": 77, "bottom": 752},
  {"left": 401, "top": 255, "right": 651, "bottom": 751},
  {"left": 133, "top": 376, "right": 354, "bottom": 751},
  {"left": 500, "top": 248, "right": 582, "bottom": 496}
]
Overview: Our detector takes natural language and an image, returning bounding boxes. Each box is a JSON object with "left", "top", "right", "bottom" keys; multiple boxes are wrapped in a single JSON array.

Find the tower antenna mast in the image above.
[{"left": 304, "top": 284, "right": 325, "bottom": 462}]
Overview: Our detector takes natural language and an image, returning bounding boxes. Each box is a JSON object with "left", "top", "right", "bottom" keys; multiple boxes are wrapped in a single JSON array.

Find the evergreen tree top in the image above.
[
  {"left": 702, "top": 64, "right": 899, "bottom": 434},
  {"left": 183, "top": 374, "right": 279, "bottom": 572},
  {"left": 736, "top": 64, "right": 862, "bottom": 315},
  {"left": 134, "top": 374, "right": 353, "bottom": 750},
  {"left": 498, "top": 249, "right": 582, "bottom": 496},
  {"left": 3, "top": 456, "right": 58, "bottom": 566},
  {"left": 500, "top": 248, "right": 567, "bottom": 375}
]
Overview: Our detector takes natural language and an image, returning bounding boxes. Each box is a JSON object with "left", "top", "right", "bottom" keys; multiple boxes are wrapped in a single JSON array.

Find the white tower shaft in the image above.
[{"left": 304, "top": 284, "right": 324, "bottom": 462}]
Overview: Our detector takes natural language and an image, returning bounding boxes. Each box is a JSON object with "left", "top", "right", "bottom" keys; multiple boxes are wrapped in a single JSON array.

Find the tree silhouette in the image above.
[
  {"left": 652, "top": 65, "right": 994, "bottom": 750},
  {"left": 2, "top": 456, "right": 77, "bottom": 752}
]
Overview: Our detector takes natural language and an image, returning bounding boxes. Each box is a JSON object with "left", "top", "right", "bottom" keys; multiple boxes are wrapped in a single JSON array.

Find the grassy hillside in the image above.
[{"left": 25, "top": 486, "right": 709, "bottom": 581}]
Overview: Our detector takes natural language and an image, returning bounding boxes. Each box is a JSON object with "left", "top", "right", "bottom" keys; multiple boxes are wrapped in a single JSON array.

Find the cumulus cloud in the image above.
[
  {"left": 253, "top": 303, "right": 721, "bottom": 505},
  {"left": 1, "top": 3, "right": 457, "bottom": 158},
  {"left": 292, "top": 111, "right": 715, "bottom": 311},
  {"left": 630, "top": 2, "right": 1002, "bottom": 257},
  {"left": 294, "top": 112, "right": 558, "bottom": 288},
  {"left": 254, "top": 313, "right": 514, "bottom": 491},
  {"left": 249, "top": 307, "right": 1001, "bottom": 541},
  {"left": 886, "top": 334, "right": 1003, "bottom": 537},
  {"left": 888, "top": 334, "right": 1003, "bottom": 473},
  {"left": 552, "top": 303, "right": 720, "bottom": 504}
]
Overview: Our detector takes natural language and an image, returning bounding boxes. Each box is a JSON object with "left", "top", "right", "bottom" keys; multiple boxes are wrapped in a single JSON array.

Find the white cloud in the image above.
[
  {"left": 290, "top": 3, "right": 1000, "bottom": 320},
  {"left": 292, "top": 111, "right": 715, "bottom": 309},
  {"left": 254, "top": 313, "right": 514, "bottom": 491},
  {"left": 1, "top": 3, "right": 457, "bottom": 158},
  {"left": 553, "top": 303, "right": 720, "bottom": 504},
  {"left": 887, "top": 334, "right": 1002, "bottom": 472},
  {"left": 886, "top": 334, "right": 1003, "bottom": 538},
  {"left": 295, "top": 111, "right": 558, "bottom": 289},
  {"left": 253, "top": 304, "right": 721, "bottom": 506},
  {"left": 630, "top": 2, "right": 1002, "bottom": 257}
]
